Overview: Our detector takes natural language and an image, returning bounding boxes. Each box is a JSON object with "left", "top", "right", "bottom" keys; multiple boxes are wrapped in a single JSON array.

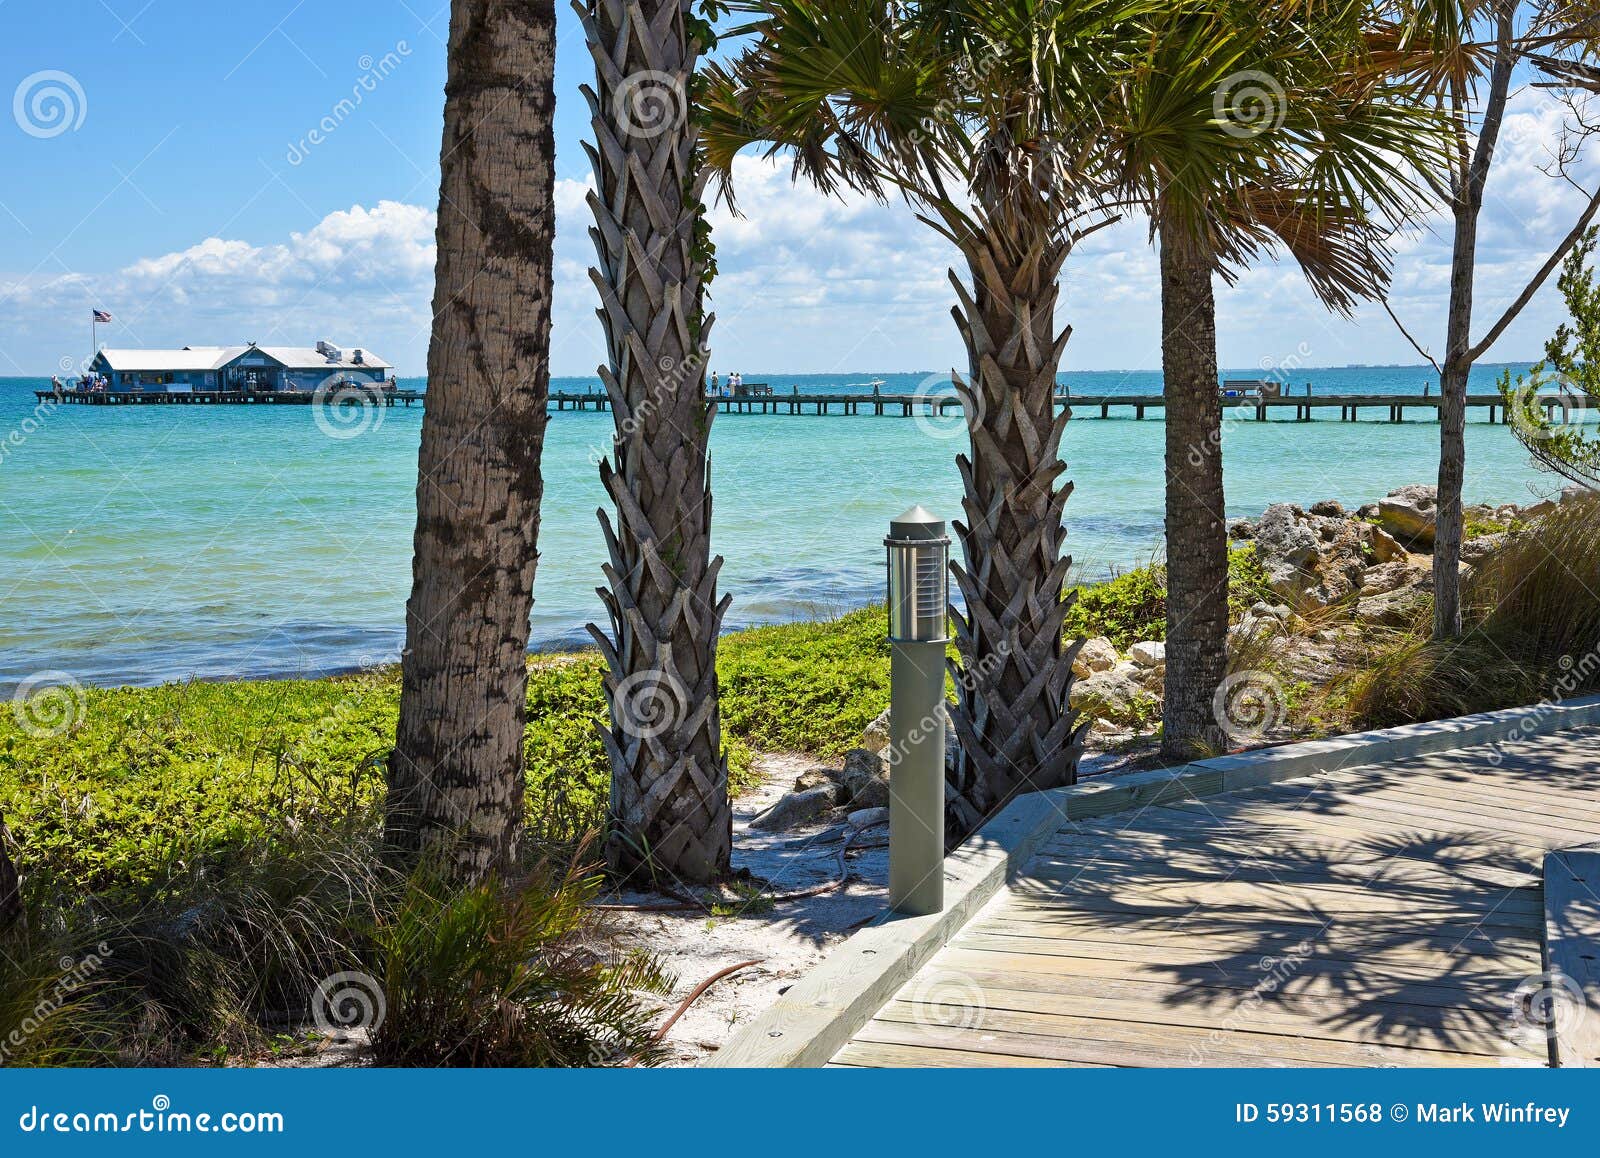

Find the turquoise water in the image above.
[{"left": 0, "top": 364, "right": 1561, "bottom": 690}]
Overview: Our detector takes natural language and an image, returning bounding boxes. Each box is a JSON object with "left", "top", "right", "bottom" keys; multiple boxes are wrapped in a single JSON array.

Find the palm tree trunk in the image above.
[
  {"left": 1157, "top": 215, "right": 1229, "bottom": 758},
  {"left": 945, "top": 199, "right": 1085, "bottom": 838},
  {"left": 0, "top": 812, "right": 20, "bottom": 931},
  {"left": 387, "top": 0, "right": 557, "bottom": 882},
  {"left": 578, "top": 0, "right": 730, "bottom": 885}
]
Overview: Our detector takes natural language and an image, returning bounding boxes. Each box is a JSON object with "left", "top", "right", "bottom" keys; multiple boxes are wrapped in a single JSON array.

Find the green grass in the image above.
[{"left": 0, "top": 611, "right": 897, "bottom": 897}]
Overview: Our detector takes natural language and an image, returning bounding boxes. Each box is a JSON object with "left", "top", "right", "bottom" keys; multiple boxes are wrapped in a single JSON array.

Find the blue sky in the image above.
[{"left": 0, "top": 0, "right": 1593, "bottom": 378}]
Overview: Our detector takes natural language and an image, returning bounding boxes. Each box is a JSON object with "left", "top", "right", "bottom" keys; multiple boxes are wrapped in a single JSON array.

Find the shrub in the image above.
[
  {"left": 1340, "top": 633, "right": 1546, "bottom": 730},
  {"left": 1467, "top": 499, "right": 1600, "bottom": 673},
  {"left": 718, "top": 606, "right": 890, "bottom": 758},
  {"left": 1062, "top": 547, "right": 1275, "bottom": 650},
  {"left": 370, "top": 850, "right": 672, "bottom": 1067}
]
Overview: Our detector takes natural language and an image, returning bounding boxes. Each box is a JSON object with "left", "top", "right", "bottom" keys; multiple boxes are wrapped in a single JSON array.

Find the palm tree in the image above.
[
  {"left": 1106, "top": 4, "right": 1441, "bottom": 757},
  {"left": 577, "top": 0, "right": 731, "bottom": 883},
  {"left": 703, "top": 0, "right": 1176, "bottom": 835},
  {"left": 387, "top": 0, "right": 558, "bottom": 882}
]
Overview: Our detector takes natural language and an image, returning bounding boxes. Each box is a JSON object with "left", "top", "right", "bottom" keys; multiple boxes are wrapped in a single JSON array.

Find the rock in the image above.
[
  {"left": 861, "top": 706, "right": 891, "bottom": 755},
  {"left": 749, "top": 783, "right": 841, "bottom": 831},
  {"left": 1523, "top": 498, "right": 1559, "bottom": 521},
  {"left": 1364, "top": 523, "right": 1408, "bottom": 564},
  {"left": 1377, "top": 484, "right": 1438, "bottom": 545},
  {"left": 1072, "top": 636, "right": 1118, "bottom": 678},
  {"left": 1227, "top": 518, "right": 1256, "bottom": 540},
  {"left": 1561, "top": 484, "right": 1599, "bottom": 505},
  {"left": 1354, "top": 586, "right": 1429, "bottom": 628},
  {"left": 1462, "top": 533, "right": 1506, "bottom": 563},
  {"left": 1359, "top": 560, "right": 1423, "bottom": 596},
  {"left": 845, "top": 776, "right": 889, "bottom": 811},
  {"left": 1256, "top": 503, "right": 1320, "bottom": 569},
  {"left": 1128, "top": 640, "right": 1166, "bottom": 667},
  {"left": 1069, "top": 664, "right": 1154, "bottom": 727},
  {"left": 840, "top": 747, "right": 886, "bottom": 808},
  {"left": 1310, "top": 499, "right": 1345, "bottom": 517},
  {"left": 847, "top": 806, "right": 889, "bottom": 829},
  {"left": 793, "top": 767, "right": 834, "bottom": 792},
  {"left": 1254, "top": 504, "right": 1322, "bottom": 599}
]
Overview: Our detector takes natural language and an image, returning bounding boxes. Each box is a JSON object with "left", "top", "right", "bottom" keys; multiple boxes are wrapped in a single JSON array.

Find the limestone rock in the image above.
[
  {"left": 1354, "top": 586, "right": 1429, "bottom": 628},
  {"left": 840, "top": 747, "right": 886, "bottom": 808},
  {"left": 1377, "top": 484, "right": 1438, "bottom": 545},
  {"left": 750, "top": 783, "right": 841, "bottom": 831},
  {"left": 1072, "top": 636, "right": 1119, "bottom": 678},
  {"left": 793, "top": 767, "right": 834, "bottom": 793},
  {"left": 1129, "top": 640, "right": 1166, "bottom": 667},
  {"left": 1462, "top": 533, "right": 1507, "bottom": 563},
  {"left": 1310, "top": 499, "right": 1346, "bottom": 517},
  {"left": 1359, "top": 560, "right": 1424, "bottom": 597},
  {"left": 1364, "top": 522, "right": 1408, "bottom": 564},
  {"left": 861, "top": 706, "right": 891, "bottom": 755},
  {"left": 1069, "top": 663, "right": 1154, "bottom": 727}
]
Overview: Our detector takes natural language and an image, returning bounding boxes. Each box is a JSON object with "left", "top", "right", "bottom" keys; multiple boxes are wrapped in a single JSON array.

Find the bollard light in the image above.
[
  {"left": 885, "top": 506, "right": 951, "bottom": 644},
  {"left": 884, "top": 505, "right": 950, "bottom": 917}
]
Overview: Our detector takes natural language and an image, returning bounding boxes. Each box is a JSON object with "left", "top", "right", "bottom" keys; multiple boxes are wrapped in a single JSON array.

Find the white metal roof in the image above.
[
  {"left": 252, "top": 346, "right": 393, "bottom": 371},
  {"left": 97, "top": 347, "right": 239, "bottom": 371},
  {"left": 95, "top": 343, "right": 392, "bottom": 373}
]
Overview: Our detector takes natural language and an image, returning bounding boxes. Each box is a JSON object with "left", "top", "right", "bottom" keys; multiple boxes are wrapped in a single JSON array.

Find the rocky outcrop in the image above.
[
  {"left": 1249, "top": 502, "right": 1391, "bottom": 607},
  {"left": 1377, "top": 484, "right": 1438, "bottom": 546}
]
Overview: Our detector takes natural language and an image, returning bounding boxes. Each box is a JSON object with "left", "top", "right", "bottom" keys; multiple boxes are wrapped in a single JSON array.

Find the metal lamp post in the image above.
[{"left": 885, "top": 505, "right": 951, "bottom": 916}]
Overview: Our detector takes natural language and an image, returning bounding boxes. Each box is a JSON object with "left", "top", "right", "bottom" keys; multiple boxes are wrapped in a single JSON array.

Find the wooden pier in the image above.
[
  {"left": 36, "top": 388, "right": 423, "bottom": 407},
  {"left": 39, "top": 387, "right": 1587, "bottom": 426},
  {"left": 550, "top": 390, "right": 1581, "bottom": 424}
]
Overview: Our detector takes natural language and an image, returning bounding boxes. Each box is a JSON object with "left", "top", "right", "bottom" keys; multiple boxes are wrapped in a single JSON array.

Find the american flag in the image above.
[{"left": 92, "top": 309, "right": 113, "bottom": 323}]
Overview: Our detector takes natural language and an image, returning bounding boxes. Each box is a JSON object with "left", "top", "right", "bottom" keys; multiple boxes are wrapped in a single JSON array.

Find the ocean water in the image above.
[{"left": 0, "top": 364, "right": 1564, "bottom": 690}]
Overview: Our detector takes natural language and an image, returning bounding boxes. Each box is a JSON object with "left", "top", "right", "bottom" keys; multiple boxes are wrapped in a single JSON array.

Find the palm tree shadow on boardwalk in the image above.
[{"left": 947, "top": 731, "right": 1600, "bottom": 1065}]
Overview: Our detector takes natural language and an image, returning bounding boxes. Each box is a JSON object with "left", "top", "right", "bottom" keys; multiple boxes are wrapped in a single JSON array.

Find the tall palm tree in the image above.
[
  {"left": 387, "top": 0, "right": 558, "bottom": 882},
  {"left": 577, "top": 0, "right": 731, "bottom": 883},
  {"left": 1107, "top": 3, "right": 1442, "bottom": 757},
  {"left": 703, "top": 0, "right": 1178, "bottom": 836}
]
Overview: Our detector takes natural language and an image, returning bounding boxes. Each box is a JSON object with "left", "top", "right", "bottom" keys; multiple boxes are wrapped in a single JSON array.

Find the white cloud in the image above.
[{"left": 4, "top": 89, "right": 1599, "bottom": 378}]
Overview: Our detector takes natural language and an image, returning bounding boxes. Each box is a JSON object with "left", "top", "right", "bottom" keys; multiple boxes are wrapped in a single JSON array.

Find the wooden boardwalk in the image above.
[{"left": 832, "top": 726, "right": 1600, "bottom": 1068}]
